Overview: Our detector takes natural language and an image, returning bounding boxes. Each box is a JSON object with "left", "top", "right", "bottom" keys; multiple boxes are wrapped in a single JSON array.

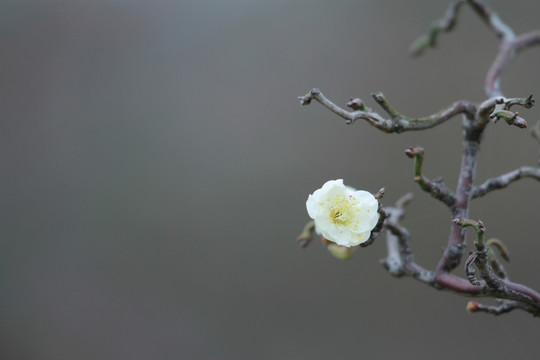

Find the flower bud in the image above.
[
  {"left": 466, "top": 301, "right": 479, "bottom": 313},
  {"left": 327, "top": 244, "right": 356, "bottom": 260}
]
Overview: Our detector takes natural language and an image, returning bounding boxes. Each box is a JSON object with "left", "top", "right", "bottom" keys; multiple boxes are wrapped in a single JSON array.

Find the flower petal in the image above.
[{"left": 306, "top": 179, "right": 379, "bottom": 247}]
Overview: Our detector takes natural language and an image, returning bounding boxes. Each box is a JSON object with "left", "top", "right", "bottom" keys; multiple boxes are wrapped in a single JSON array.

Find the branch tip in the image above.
[
  {"left": 296, "top": 220, "right": 315, "bottom": 248},
  {"left": 405, "top": 146, "right": 424, "bottom": 158},
  {"left": 374, "top": 187, "right": 386, "bottom": 199},
  {"left": 466, "top": 301, "right": 480, "bottom": 313},
  {"left": 489, "top": 109, "right": 528, "bottom": 128},
  {"left": 395, "top": 192, "right": 414, "bottom": 209},
  {"left": 486, "top": 238, "right": 510, "bottom": 262}
]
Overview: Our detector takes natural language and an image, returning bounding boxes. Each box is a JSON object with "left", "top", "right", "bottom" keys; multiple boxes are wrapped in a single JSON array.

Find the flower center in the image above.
[{"left": 329, "top": 195, "right": 352, "bottom": 226}]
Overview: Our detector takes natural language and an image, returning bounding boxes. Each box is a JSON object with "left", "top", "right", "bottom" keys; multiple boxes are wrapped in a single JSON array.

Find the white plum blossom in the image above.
[{"left": 306, "top": 179, "right": 380, "bottom": 247}]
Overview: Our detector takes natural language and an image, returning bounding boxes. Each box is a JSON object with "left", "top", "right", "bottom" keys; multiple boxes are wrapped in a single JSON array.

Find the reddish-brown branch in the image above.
[
  {"left": 380, "top": 202, "right": 540, "bottom": 315},
  {"left": 435, "top": 116, "right": 480, "bottom": 276},
  {"left": 486, "top": 31, "right": 540, "bottom": 98},
  {"left": 435, "top": 273, "right": 540, "bottom": 309}
]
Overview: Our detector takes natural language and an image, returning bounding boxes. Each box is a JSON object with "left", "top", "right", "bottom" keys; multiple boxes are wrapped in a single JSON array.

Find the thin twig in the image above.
[
  {"left": 486, "top": 31, "right": 540, "bottom": 98},
  {"left": 299, "top": 88, "right": 476, "bottom": 133},
  {"left": 409, "top": 1, "right": 466, "bottom": 56},
  {"left": 454, "top": 218, "right": 502, "bottom": 289},
  {"left": 380, "top": 194, "right": 435, "bottom": 284},
  {"left": 380, "top": 199, "right": 540, "bottom": 314},
  {"left": 467, "top": 0, "right": 515, "bottom": 41},
  {"left": 472, "top": 166, "right": 540, "bottom": 198},
  {"left": 475, "top": 96, "right": 533, "bottom": 130},
  {"left": 467, "top": 300, "right": 538, "bottom": 316},
  {"left": 404, "top": 147, "right": 455, "bottom": 207},
  {"left": 410, "top": 0, "right": 514, "bottom": 57}
]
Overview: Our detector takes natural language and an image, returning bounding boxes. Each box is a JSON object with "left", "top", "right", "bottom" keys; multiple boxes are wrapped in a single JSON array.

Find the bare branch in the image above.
[
  {"left": 404, "top": 146, "right": 455, "bottom": 207},
  {"left": 380, "top": 201, "right": 540, "bottom": 315},
  {"left": 299, "top": 88, "right": 476, "bottom": 133},
  {"left": 435, "top": 115, "right": 479, "bottom": 276},
  {"left": 486, "top": 31, "right": 540, "bottom": 98},
  {"left": 380, "top": 194, "right": 435, "bottom": 284},
  {"left": 410, "top": 0, "right": 514, "bottom": 57},
  {"left": 474, "top": 95, "right": 534, "bottom": 130},
  {"left": 454, "top": 217, "right": 502, "bottom": 289},
  {"left": 502, "top": 94, "right": 535, "bottom": 111},
  {"left": 472, "top": 166, "right": 540, "bottom": 198},
  {"left": 380, "top": 193, "right": 413, "bottom": 276},
  {"left": 467, "top": 300, "right": 537, "bottom": 316},
  {"left": 297, "top": 1, "right": 540, "bottom": 318},
  {"left": 408, "top": 0, "right": 538, "bottom": 98},
  {"left": 409, "top": 101, "right": 477, "bottom": 130},
  {"left": 436, "top": 273, "right": 540, "bottom": 314},
  {"left": 467, "top": 0, "right": 515, "bottom": 41},
  {"left": 371, "top": 92, "right": 403, "bottom": 119},
  {"left": 409, "top": 1, "right": 466, "bottom": 56},
  {"left": 298, "top": 88, "right": 386, "bottom": 127}
]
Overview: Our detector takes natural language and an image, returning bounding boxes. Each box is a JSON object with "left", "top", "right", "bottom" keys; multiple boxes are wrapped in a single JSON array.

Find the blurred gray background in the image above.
[{"left": 1, "top": 1, "right": 540, "bottom": 359}]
